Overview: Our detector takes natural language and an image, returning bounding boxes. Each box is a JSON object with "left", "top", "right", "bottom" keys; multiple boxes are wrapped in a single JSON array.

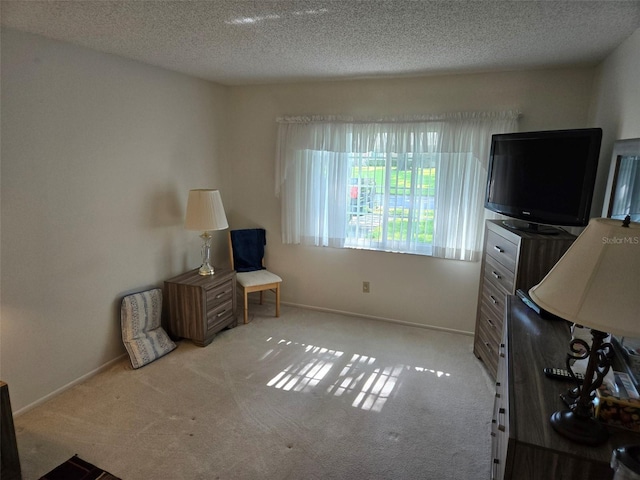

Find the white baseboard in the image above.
[
  {"left": 14, "top": 353, "right": 128, "bottom": 417},
  {"left": 280, "top": 301, "right": 474, "bottom": 337}
]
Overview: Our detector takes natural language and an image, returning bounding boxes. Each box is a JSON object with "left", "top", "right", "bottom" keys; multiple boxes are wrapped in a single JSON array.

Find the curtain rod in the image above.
[{"left": 276, "top": 111, "right": 523, "bottom": 124}]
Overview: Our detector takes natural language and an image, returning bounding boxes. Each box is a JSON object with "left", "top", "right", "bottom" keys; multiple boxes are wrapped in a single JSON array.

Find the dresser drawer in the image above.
[
  {"left": 475, "top": 319, "right": 498, "bottom": 378},
  {"left": 492, "top": 406, "right": 508, "bottom": 480},
  {"left": 491, "top": 429, "right": 504, "bottom": 480},
  {"left": 492, "top": 333, "right": 509, "bottom": 480},
  {"left": 484, "top": 254, "right": 515, "bottom": 294},
  {"left": 478, "top": 305, "right": 502, "bottom": 350},
  {"left": 495, "top": 336, "right": 508, "bottom": 435},
  {"left": 481, "top": 277, "right": 509, "bottom": 322},
  {"left": 486, "top": 230, "right": 518, "bottom": 271}
]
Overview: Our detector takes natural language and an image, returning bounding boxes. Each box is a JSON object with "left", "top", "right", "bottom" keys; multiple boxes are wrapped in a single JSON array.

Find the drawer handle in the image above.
[
  {"left": 215, "top": 291, "right": 229, "bottom": 299},
  {"left": 499, "top": 343, "right": 506, "bottom": 358},
  {"left": 217, "top": 309, "right": 227, "bottom": 317},
  {"left": 493, "top": 245, "right": 504, "bottom": 253},
  {"left": 484, "top": 341, "right": 494, "bottom": 353},
  {"left": 492, "top": 458, "right": 500, "bottom": 480},
  {"left": 486, "top": 318, "right": 496, "bottom": 329},
  {"left": 489, "top": 295, "right": 498, "bottom": 304},
  {"left": 491, "top": 271, "right": 501, "bottom": 280}
]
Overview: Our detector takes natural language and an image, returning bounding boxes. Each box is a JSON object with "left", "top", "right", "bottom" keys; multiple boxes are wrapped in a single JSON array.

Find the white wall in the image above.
[
  {"left": 0, "top": 29, "right": 231, "bottom": 411},
  {"left": 227, "top": 68, "right": 596, "bottom": 335},
  {"left": 589, "top": 27, "right": 640, "bottom": 215}
]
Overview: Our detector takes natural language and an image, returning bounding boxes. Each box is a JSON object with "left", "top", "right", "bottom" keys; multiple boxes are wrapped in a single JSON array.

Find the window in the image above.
[
  {"left": 276, "top": 112, "right": 519, "bottom": 261},
  {"left": 346, "top": 150, "right": 437, "bottom": 255}
]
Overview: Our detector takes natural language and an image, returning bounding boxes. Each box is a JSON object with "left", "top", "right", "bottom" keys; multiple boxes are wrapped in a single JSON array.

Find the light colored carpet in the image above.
[{"left": 15, "top": 304, "right": 494, "bottom": 480}]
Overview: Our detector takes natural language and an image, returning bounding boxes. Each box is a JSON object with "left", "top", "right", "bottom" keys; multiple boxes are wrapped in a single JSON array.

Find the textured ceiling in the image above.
[{"left": 2, "top": 0, "right": 640, "bottom": 85}]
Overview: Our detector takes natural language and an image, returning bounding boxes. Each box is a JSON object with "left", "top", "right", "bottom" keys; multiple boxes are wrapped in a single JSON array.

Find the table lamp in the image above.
[
  {"left": 185, "top": 189, "right": 229, "bottom": 275},
  {"left": 529, "top": 216, "right": 640, "bottom": 445}
]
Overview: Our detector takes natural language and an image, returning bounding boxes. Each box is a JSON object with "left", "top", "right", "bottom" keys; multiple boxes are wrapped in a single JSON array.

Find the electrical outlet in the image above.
[{"left": 363, "top": 281, "right": 370, "bottom": 293}]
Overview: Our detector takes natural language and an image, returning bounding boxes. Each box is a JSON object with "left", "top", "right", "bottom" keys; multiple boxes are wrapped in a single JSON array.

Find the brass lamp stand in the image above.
[
  {"left": 529, "top": 216, "right": 640, "bottom": 446},
  {"left": 552, "top": 329, "right": 614, "bottom": 445}
]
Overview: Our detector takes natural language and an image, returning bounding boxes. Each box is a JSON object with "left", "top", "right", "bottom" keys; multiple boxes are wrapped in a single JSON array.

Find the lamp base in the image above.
[
  {"left": 198, "top": 263, "right": 215, "bottom": 276},
  {"left": 550, "top": 410, "right": 609, "bottom": 446},
  {"left": 197, "top": 231, "right": 215, "bottom": 275}
]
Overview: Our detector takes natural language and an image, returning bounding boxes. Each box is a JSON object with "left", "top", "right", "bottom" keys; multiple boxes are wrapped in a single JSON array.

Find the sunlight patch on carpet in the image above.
[{"left": 263, "top": 337, "right": 451, "bottom": 412}]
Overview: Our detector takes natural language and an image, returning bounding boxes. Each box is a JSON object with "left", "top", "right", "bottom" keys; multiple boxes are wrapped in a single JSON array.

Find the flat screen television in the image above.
[{"left": 485, "top": 128, "right": 602, "bottom": 233}]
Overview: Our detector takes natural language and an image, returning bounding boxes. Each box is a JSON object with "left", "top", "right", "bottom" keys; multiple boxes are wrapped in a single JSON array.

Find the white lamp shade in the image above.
[
  {"left": 184, "top": 189, "right": 229, "bottom": 231},
  {"left": 529, "top": 217, "right": 640, "bottom": 338}
]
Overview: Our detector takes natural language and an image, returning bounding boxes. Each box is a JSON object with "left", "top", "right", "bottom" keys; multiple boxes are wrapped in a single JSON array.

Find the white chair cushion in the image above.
[
  {"left": 121, "top": 288, "right": 176, "bottom": 369},
  {"left": 237, "top": 269, "right": 282, "bottom": 288}
]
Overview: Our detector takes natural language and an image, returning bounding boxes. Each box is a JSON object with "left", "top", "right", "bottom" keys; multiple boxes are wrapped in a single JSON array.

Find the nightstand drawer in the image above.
[
  {"left": 486, "top": 230, "right": 518, "bottom": 271},
  {"left": 207, "top": 299, "right": 234, "bottom": 331},
  {"left": 205, "top": 280, "right": 234, "bottom": 310}
]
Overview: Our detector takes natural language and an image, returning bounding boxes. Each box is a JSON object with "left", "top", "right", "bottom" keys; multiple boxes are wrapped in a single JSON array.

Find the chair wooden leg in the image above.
[
  {"left": 275, "top": 284, "right": 280, "bottom": 317},
  {"left": 243, "top": 291, "right": 249, "bottom": 324}
]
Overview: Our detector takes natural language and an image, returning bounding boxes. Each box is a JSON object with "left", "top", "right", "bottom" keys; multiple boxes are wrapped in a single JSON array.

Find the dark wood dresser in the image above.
[
  {"left": 492, "top": 296, "right": 640, "bottom": 480},
  {"left": 164, "top": 268, "right": 237, "bottom": 347},
  {"left": 474, "top": 220, "right": 575, "bottom": 378},
  {"left": 1, "top": 381, "right": 21, "bottom": 480}
]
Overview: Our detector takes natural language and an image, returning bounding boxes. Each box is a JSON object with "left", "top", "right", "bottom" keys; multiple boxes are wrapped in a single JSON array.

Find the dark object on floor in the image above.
[
  {"left": 38, "top": 455, "right": 121, "bottom": 480},
  {"left": 1, "top": 381, "right": 21, "bottom": 480}
]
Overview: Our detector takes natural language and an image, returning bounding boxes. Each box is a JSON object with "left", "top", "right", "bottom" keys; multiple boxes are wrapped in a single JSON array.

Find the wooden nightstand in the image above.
[{"left": 164, "top": 268, "right": 238, "bottom": 347}]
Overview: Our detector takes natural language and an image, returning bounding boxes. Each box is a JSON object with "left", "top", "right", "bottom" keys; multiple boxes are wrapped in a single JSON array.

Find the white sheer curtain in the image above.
[{"left": 276, "top": 112, "right": 519, "bottom": 261}]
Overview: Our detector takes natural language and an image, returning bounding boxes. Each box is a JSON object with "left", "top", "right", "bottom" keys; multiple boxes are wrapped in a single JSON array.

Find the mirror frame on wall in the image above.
[{"left": 603, "top": 138, "right": 640, "bottom": 220}]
